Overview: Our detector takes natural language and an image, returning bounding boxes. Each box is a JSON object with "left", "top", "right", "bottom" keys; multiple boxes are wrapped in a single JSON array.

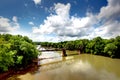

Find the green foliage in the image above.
[
  {"left": 20, "top": 41, "right": 38, "bottom": 66},
  {"left": 0, "top": 44, "right": 16, "bottom": 71},
  {"left": 39, "top": 36, "right": 120, "bottom": 58},
  {"left": 65, "top": 41, "right": 75, "bottom": 50},
  {"left": 92, "top": 37, "right": 105, "bottom": 55},
  {"left": 16, "top": 56, "right": 23, "bottom": 64},
  {"left": 86, "top": 41, "right": 95, "bottom": 54},
  {"left": 0, "top": 34, "right": 38, "bottom": 72},
  {"left": 104, "top": 43, "right": 117, "bottom": 58}
]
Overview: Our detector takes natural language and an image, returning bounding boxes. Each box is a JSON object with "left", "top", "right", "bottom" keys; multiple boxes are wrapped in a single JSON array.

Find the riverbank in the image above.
[{"left": 0, "top": 62, "right": 39, "bottom": 80}]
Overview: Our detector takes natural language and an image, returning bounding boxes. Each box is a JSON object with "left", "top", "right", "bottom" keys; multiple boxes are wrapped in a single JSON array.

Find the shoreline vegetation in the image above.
[
  {"left": 0, "top": 34, "right": 39, "bottom": 79},
  {"left": 0, "top": 62, "right": 39, "bottom": 80},
  {"left": 35, "top": 36, "right": 120, "bottom": 58}
]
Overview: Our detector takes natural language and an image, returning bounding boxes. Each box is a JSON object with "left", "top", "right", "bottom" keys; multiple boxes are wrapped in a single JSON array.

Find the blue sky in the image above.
[{"left": 0, "top": 0, "right": 120, "bottom": 42}]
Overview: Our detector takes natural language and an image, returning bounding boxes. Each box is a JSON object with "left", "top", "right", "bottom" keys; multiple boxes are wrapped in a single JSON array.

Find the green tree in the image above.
[
  {"left": 104, "top": 43, "right": 117, "bottom": 58},
  {"left": 92, "top": 37, "right": 105, "bottom": 55},
  {"left": 0, "top": 34, "right": 39, "bottom": 72},
  {"left": 20, "top": 41, "right": 38, "bottom": 66},
  {"left": 0, "top": 43, "right": 16, "bottom": 71},
  {"left": 86, "top": 40, "right": 94, "bottom": 54},
  {"left": 114, "top": 36, "right": 120, "bottom": 58},
  {"left": 65, "top": 41, "right": 75, "bottom": 50}
]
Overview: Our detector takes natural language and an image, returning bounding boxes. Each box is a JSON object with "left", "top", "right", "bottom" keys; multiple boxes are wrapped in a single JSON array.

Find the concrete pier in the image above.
[{"left": 62, "top": 48, "right": 67, "bottom": 57}]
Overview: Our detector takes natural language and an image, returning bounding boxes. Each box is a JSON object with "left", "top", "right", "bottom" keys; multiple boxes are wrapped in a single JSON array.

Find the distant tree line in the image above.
[
  {"left": 0, "top": 34, "right": 38, "bottom": 72},
  {"left": 35, "top": 36, "right": 120, "bottom": 58}
]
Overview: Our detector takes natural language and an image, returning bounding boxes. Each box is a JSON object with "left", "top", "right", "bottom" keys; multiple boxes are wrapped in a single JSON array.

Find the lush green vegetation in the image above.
[
  {"left": 36, "top": 36, "right": 120, "bottom": 58},
  {"left": 0, "top": 34, "right": 38, "bottom": 72}
]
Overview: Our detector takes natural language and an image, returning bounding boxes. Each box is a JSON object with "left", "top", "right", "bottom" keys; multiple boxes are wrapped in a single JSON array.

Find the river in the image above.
[{"left": 7, "top": 51, "right": 120, "bottom": 80}]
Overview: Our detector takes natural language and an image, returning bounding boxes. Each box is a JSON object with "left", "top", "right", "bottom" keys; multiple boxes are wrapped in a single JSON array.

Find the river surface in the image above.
[{"left": 7, "top": 51, "right": 120, "bottom": 80}]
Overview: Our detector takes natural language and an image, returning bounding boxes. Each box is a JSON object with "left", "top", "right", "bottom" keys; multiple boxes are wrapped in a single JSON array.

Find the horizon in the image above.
[{"left": 0, "top": 0, "right": 120, "bottom": 42}]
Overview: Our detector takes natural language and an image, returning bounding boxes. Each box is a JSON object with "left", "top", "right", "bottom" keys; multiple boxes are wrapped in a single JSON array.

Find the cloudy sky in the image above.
[{"left": 0, "top": 0, "right": 120, "bottom": 42}]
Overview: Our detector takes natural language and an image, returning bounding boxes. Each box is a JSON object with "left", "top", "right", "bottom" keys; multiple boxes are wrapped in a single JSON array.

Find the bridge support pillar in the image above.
[
  {"left": 62, "top": 48, "right": 67, "bottom": 57},
  {"left": 78, "top": 46, "right": 83, "bottom": 55},
  {"left": 78, "top": 49, "right": 81, "bottom": 55}
]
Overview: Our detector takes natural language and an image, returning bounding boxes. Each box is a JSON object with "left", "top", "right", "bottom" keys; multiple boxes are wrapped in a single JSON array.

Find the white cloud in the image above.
[
  {"left": 33, "top": 0, "right": 41, "bottom": 5},
  {"left": 98, "top": 0, "right": 120, "bottom": 20},
  {"left": 12, "top": 16, "right": 18, "bottom": 22},
  {"left": 0, "top": 16, "right": 20, "bottom": 33},
  {"left": 54, "top": 3, "right": 70, "bottom": 18},
  {"left": 29, "top": 21, "right": 34, "bottom": 26},
  {"left": 24, "top": 3, "right": 28, "bottom": 7},
  {"left": 32, "top": 3, "right": 96, "bottom": 40},
  {"left": 94, "top": 0, "right": 120, "bottom": 39},
  {"left": 91, "top": 20, "right": 120, "bottom": 39},
  {"left": 30, "top": 35, "right": 60, "bottom": 42},
  {"left": 32, "top": 0, "right": 120, "bottom": 42}
]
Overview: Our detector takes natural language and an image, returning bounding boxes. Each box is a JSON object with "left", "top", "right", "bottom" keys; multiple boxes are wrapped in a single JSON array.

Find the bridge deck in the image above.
[{"left": 39, "top": 49, "right": 62, "bottom": 52}]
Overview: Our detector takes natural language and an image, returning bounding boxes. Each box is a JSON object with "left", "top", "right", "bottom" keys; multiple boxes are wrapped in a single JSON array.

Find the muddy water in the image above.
[
  {"left": 7, "top": 52, "right": 120, "bottom": 80},
  {"left": 38, "top": 51, "right": 62, "bottom": 65}
]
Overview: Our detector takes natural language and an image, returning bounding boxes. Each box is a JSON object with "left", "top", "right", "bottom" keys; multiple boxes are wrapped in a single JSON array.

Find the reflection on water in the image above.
[
  {"left": 38, "top": 51, "right": 61, "bottom": 59},
  {"left": 33, "top": 58, "right": 120, "bottom": 80},
  {"left": 7, "top": 53, "right": 120, "bottom": 80},
  {"left": 38, "top": 51, "right": 62, "bottom": 65}
]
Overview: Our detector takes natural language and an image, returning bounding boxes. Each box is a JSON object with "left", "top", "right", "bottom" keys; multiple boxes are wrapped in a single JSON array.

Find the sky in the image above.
[{"left": 0, "top": 0, "right": 120, "bottom": 42}]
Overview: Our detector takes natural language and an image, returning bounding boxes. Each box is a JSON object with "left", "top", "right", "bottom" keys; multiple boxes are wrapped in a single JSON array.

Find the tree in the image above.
[
  {"left": 92, "top": 37, "right": 105, "bottom": 55},
  {"left": 85, "top": 40, "right": 94, "bottom": 54},
  {"left": 20, "top": 41, "right": 38, "bottom": 66},
  {"left": 114, "top": 36, "right": 120, "bottom": 58},
  {"left": 0, "top": 34, "right": 39, "bottom": 72},
  {"left": 65, "top": 41, "right": 75, "bottom": 50},
  {"left": 104, "top": 43, "right": 117, "bottom": 58},
  {"left": 0, "top": 43, "right": 16, "bottom": 71}
]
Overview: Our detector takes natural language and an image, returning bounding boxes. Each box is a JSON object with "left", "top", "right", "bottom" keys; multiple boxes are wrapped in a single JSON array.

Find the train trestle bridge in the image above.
[{"left": 39, "top": 48, "right": 81, "bottom": 57}]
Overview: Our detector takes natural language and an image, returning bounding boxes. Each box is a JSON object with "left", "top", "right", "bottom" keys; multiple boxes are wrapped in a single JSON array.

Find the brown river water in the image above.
[{"left": 7, "top": 51, "right": 120, "bottom": 80}]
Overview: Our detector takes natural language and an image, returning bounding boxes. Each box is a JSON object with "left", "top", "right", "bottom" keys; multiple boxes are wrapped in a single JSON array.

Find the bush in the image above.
[{"left": 0, "top": 34, "right": 38, "bottom": 72}]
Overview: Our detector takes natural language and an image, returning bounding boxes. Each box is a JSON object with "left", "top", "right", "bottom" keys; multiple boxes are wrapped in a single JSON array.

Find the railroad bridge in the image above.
[
  {"left": 39, "top": 48, "right": 67, "bottom": 57},
  {"left": 39, "top": 48, "right": 81, "bottom": 57}
]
